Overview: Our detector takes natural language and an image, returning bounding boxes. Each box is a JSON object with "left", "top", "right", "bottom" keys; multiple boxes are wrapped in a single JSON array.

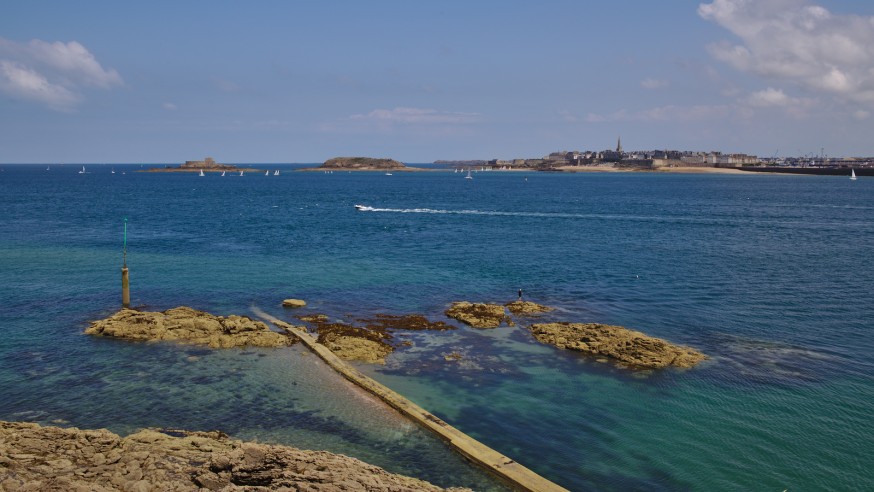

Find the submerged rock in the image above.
[
  {"left": 505, "top": 300, "right": 553, "bottom": 316},
  {"left": 529, "top": 322, "right": 707, "bottom": 369},
  {"left": 85, "top": 307, "right": 293, "bottom": 349},
  {"left": 445, "top": 302, "right": 510, "bottom": 329},
  {"left": 0, "top": 421, "right": 467, "bottom": 491}
]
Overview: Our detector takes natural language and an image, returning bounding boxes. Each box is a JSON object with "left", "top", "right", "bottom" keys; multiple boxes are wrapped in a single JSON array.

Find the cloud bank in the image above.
[
  {"left": 699, "top": 0, "right": 874, "bottom": 105},
  {"left": 0, "top": 38, "right": 122, "bottom": 110},
  {"left": 349, "top": 107, "right": 480, "bottom": 125}
]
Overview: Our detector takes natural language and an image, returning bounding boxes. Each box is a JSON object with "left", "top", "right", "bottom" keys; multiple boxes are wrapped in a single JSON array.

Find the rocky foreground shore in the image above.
[{"left": 0, "top": 421, "right": 468, "bottom": 491}]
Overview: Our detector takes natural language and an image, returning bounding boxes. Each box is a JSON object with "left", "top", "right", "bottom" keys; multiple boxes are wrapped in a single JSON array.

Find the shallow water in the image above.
[{"left": 1, "top": 164, "right": 872, "bottom": 490}]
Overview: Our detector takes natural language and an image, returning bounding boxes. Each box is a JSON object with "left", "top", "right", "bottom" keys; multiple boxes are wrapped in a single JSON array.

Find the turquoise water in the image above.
[{"left": 1, "top": 164, "right": 872, "bottom": 491}]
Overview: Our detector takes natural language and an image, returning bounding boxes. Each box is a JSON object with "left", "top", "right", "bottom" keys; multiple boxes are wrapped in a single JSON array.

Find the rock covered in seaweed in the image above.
[
  {"left": 316, "top": 323, "right": 395, "bottom": 364},
  {"left": 529, "top": 322, "right": 706, "bottom": 369},
  {"left": 85, "top": 307, "right": 293, "bottom": 349},
  {"left": 0, "top": 421, "right": 468, "bottom": 491},
  {"left": 303, "top": 314, "right": 455, "bottom": 364},
  {"left": 444, "top": 302, "right": 511, "bottom": 329}
]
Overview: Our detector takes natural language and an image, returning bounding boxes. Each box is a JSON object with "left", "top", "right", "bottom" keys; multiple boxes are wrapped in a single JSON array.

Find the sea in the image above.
[{"left": 0, "top": 164, "right": 871, "bottom": 491}]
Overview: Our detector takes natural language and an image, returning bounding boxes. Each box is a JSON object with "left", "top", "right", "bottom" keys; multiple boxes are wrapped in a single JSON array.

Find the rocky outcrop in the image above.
[
  {"left": 505, "top": 301, "right": 553, "bottom": 316},
  {"left": 85, "top": 307, "right": 293, "bottom": 349},
  {"left": 0, "top": 421, "right": 466, "bottom": 491},
  {"left": 528, "top": 322, "right": 706, "bottom": 369},
  {"left": 282, "top": 298, "right": 306, "bottom": 308},
  {"left": 321, "top": 157, "right": 406, "bottom": 170},
  {"left": 444, "top": 302, "right": 511, "bottom": 329},
  {"left": 303, "top": 314, "right": 455, "bottom": 364},
  {"left": 314, "top": 323, "right": 394, "bottom": 364}
]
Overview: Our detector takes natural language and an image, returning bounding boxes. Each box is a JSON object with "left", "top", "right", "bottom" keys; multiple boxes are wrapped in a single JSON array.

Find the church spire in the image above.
[{"left": 616, "top": 136, "right": 623, "bottom": 153}]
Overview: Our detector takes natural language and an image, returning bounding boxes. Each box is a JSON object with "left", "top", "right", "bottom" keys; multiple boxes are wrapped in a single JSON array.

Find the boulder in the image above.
[
  {"left": 282, "top": 299, "right": 307, "bottom": 308},
  {"left": 444, "top": 302, "right": 510, "bottom": 329},
  {"left": 85, "top": 307, "right": 292, "bottom": 349},
  {"left": 529, "top": 322, "right": 707, "bottom": 369}
]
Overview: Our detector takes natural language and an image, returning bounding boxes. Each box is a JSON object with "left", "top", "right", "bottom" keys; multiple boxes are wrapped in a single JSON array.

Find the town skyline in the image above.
[{"left": 2, "top": 1, "right": 874, "bottom": 163}]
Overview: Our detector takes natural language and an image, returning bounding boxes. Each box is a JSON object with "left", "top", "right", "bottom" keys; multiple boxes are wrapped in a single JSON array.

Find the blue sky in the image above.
[{"left": 2, "top": 0, "right": 873, "bottom": 163}]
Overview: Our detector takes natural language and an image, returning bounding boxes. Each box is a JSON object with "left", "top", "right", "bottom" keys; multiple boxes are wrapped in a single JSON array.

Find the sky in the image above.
[{"left": 2, "top": 0, "right": 874, "bottom": 163}]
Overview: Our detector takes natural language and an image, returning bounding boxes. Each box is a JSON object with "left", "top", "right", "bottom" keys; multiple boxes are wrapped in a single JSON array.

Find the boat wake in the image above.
[
  {"left": 355, "top": 206, "right": 708, "bottom": 223},
  {"left": 353, "top": 205, "right": 874, "bottom": 231}
]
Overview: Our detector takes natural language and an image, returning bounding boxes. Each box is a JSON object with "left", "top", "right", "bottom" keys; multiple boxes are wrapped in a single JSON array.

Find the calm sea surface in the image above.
[{"left": 1, "top": 164, "right": 871, "bottom": 491}]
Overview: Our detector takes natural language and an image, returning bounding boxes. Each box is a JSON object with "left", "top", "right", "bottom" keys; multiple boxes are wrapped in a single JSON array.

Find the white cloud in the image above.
[
  {"left": 587, "top": 104, "right": 732, "bottom": 122},
  {"left": 0, "top": 37, "right": 121, "bottom": 110},
  {"left": 349, "top": 107, "right": 480, "bottom": 124},
  {"left": 641, "top": 77, "right": 668, "bottom": 89},
  {"left": 0, "top": 60, "right": 79, "bottom": 111},
  {"left": 162, "top": 102, "right": 178, "bottom": 111},
  {"left": 699, "top": 0, "right": 874, "bottom": 105},
  {"left": 745, "top": 87, "right": 791, "bottom": 107}
]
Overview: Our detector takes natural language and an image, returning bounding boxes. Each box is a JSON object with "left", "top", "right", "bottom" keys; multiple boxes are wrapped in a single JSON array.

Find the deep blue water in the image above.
[{"left": 1, "top": 164, "right": 872, "bottom": 491}]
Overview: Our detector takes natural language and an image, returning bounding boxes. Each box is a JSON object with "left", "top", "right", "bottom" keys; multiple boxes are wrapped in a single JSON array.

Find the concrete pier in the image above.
[{"left": 252, "top": 308, "right": 568, "bottom": 492}]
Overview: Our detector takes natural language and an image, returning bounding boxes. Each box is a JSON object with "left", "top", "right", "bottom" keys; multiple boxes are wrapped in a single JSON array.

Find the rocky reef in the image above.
[
  {"left": 301, "top": 314, "right": 456, "bottom": 364},
  {"left": 320, "top": 157, "right": 406, "bottom": 170},
  {"left": 444, "top": 302, "right": 511, "bottom": 329},
  {"left": 85, "top": 307, "right": 293, "bottom": 349},
  {"left": 529, "top": 322, "right": 707, "bottom": 369},
  {"left": 314, "top": 322, "right": 395, "bottom": 364},
  {"left": 0, "top": 421, "right": 467, "bottom": 491},
  {"left": 505, "top": 300, "right": 553, "bottom": 316}
]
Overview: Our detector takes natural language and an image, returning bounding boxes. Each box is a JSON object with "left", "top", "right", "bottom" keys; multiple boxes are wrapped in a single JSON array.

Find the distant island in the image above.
[
  {"left": 146, "top": 157, "right": 261, "bottom": 173},
  {"left": 319, "top": 156, "right": 408, "bottom": 170}
]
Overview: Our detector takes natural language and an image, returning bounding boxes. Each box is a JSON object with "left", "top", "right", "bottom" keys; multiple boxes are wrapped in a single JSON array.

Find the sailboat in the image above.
[
  {"left": 78, "top": 166, "right": 85, "bottom": 174},
  {"left": 111, "top": 168, "right": 115, "bottom": 174},
  {"left": 465, "top": 168, "right": 473, "bottom": 179},
  {"left": 221, "top": 171, "right": 226, "bottom": 176},
  {"left": 273, "top": 170, "right": 280, "bottom": 176},
  {"left": 239, "top": 171, "right": 244, "bottom": 176},
  {"left": 851, "top": 169, "right": 857, "bottom": 181},
  {"left": 265, "top": 170, "right": 270, "bottom": 176},
  {"left": 199, "top": 169, "right": 205, "bottom": 177}
]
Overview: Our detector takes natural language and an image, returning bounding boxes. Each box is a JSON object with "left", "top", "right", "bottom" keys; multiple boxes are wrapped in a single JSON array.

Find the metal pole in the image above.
[{"left": 122, "top": 217, "right": 130, "bottom": 308}]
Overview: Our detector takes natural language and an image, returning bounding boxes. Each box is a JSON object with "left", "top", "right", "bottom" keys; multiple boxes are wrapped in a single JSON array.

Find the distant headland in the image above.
[{"left": 145, "top": 157, "right": 261, "bottom": 173}]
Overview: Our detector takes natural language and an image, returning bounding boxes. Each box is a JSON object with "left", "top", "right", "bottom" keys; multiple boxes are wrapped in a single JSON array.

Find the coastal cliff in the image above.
[
  {"left": 0, "top": 421, "right": 467, "bottom": 491},
  {"left": 321, "top": 157, "right": 406, "bottom": 170}
]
